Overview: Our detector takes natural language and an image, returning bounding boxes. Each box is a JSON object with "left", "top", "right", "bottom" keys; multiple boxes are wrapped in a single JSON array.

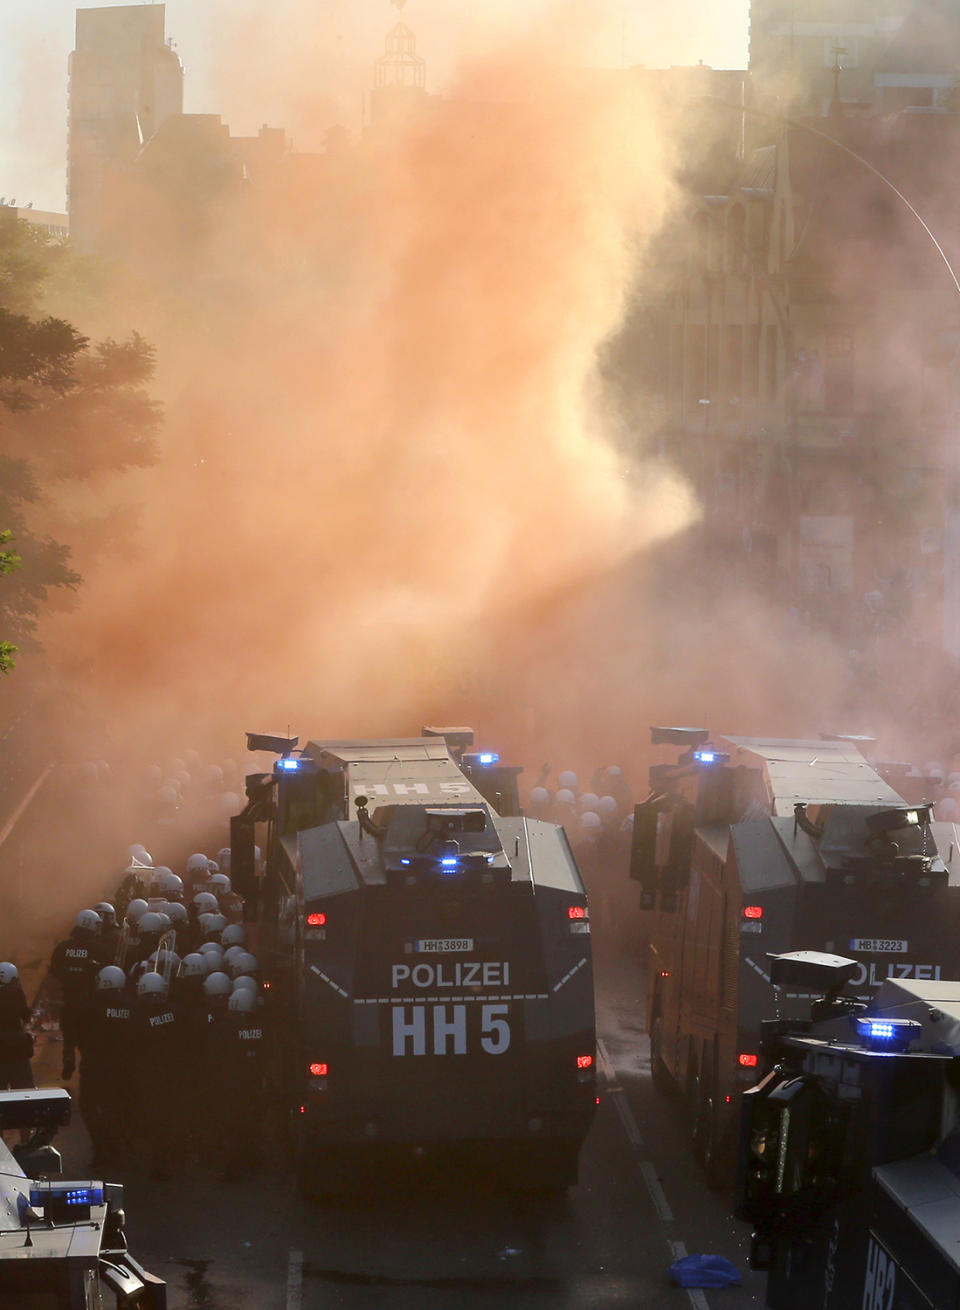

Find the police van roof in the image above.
[
  {"left": 304, "top": 738, "right": 484, "bottom": 809},
  {"left": 720, "top": 736, "right": 903, "bottom": 816}
]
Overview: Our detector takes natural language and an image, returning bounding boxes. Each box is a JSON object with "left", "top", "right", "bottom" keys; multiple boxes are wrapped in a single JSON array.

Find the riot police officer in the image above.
[
  {"left": 130, "top": 971, "right": 182, "bottom": 1177},
  {"left": 208, "top": 987, "right": 267, "bottom": 1179},
  {"left": 0, "top": 962, "right": 33, "bottom": 1090},
  {"left": 50, "top": 910, "right": 106, "bottom": 1080},
  {"left": 78, "top": 965, "right": 133, "bottom": 1166}
]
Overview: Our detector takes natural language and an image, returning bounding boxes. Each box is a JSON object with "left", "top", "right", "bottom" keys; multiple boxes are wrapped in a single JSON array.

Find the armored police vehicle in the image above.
[
  {"left": 634, "top": 730, "right": 960, "bottom": 1184},
  {"left": 0, "top": 1086, "right": 165, "bottom": 1308},
  {"left": 738, "top": 949, "right": 960, "bottom": 1310},
  {"left": 232, "top": 730, "right": 596, "bottom": 1193}
]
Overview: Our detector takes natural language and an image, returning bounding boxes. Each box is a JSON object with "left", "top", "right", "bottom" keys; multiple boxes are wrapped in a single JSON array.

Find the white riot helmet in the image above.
[
  {"left": 0, "top": 962, "right": 18, "bottom": 986},
  {"left": 127, "top": 843, "right": 153, "bottom": 863},
  {"left": 217, "top": 847, "right": 231, "bottom": 872},
  {"left": 186, "top": 852, "right": 210, "bottom": 875},
  {"left": 558, "top": 771, "right": 578, "bottom": 789},
  {"left": 231, "top": 975, "right": 257, "bottom": 995},
  {"left": 149, "top": 869, "right": 184, "bottom": 901},
  {"left": 137, "top": 970, "right": 168, "bottom": 998},
  {"left": 597, "top": 795, "right": 618, "bottom": 820},
  {"left": 166, "top": 901, "right": 188, "bottom": 926},
  {"left": 198, "top": 943, "right": 224, "bottom": 969},
  {"left": 180, "top": 953, "right": 209, "bottom": 979},
  {"left": 192, "top": 892, "right": 218, "bottom": 915},
  {"left": 137, "top": 911, "right": 165, "bottom": 936},
  {"left": 229, "top": 951, "right": 259, "bottom": 979},
  {"left": 94, "top": 901, "right": 117, "bottom": 927},
  {"left": 228, "top": 989, "right": 255, "bottom": 1013},
  {"left": 74, "top": 909, "right": 100, "bottom": 934},
  {"left": 203, "top": 970, "right": 232, "bottom": 998},
  {"left": 221, "top": 924, "right": 246, "bottom": 948},
  {"left": 528, "top": 786, "right": 550, "bottom": 811},
  {"left": 153, "top": 912, "right": 172, "bottom": 934},
  {"left": 126, "top": 898, "right": 149, "bottom": 924},
  {"left": 198, "top": 912, "right": 227, "bottom": 939},
  {"left": 206, "top": 873, "right": 231, "bottom": 899},
  {"left": 578, "top": 792, "right": 600, "bottom": 812},
  {"left": 223, "top": 945, "right": 245, "bottom": 968},
  {"left": 554, "top": 788, "right": 576, "bottom": 809},
  {"left": 580, "top": 811, "right": 602, "bottom": 833},
  {"left": 96, "top": 965, "right": 126, "bottom": 992}
]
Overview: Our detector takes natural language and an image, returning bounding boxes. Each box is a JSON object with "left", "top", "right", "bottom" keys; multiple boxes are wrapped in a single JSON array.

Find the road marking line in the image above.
[
  {"left": 669, "top": 1240, "right": 711, "bottom": 1310},
  {"left": 596, "top": 1036, "right": 614, "bottom": 1081},
  {"left": 610, "top": 1087, "right": 644, "bottom": 1148},
  {"left": 286, "top": 1249, "right": 304, "bottom": 1310},
  {"left": 639, "top": 1161, "right": 674, "bottom": 1222}
]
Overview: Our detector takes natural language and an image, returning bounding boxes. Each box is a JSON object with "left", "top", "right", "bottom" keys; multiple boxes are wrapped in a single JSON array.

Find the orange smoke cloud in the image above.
[{"left": 41, "top": 5, "right": 697, "bottom": 761}]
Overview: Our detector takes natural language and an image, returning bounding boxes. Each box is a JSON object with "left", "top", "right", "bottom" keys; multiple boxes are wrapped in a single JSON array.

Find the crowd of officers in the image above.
[{"left": 46, "top": 844, "right": 270, "bottom": 1179}]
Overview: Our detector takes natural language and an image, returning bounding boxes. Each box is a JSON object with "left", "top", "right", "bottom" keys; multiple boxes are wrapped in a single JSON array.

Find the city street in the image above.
[{"left": 34, "top": 932, "right": 765, "bottom": 1310}]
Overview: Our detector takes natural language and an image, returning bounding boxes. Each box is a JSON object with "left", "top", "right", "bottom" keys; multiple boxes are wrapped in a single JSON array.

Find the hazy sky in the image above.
[{"left": 1, "top": 0, "right": 749, "bottom": 212}]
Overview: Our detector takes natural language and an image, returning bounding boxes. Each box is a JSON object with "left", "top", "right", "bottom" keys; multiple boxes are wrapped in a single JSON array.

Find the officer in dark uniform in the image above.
[
  {"left": 93, "top": 902, "right": 121, "bottom": 961},
  {"left": 50, "top": 910, "right": 106, "bottom": 1080},
  {"left": 0, "top": 962, "right": 33, "bottom": 1089},
  {"left": 209, "top": 987, "right": 267, "bottom": 1179},
  {"left": 130, "top": 971, "right": 182, "bottom": 1177},
  {"left": 78, "top": 965, "right": 133, "bottom": 1167}
]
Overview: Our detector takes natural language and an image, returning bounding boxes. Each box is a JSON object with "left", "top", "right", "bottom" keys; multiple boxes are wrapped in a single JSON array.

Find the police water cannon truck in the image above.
[
  {"left": 738, "top": 949, "right": 960, "bottom": 1310},
  {"left": 231, "top": 729, "right": 596, "bottom": 1194},
  {"left": 634, "top": 731, "right": 960, "bottom": 1185},
  {"left": 0, "top": 1086, "right": 165, "bottom": 1307}
]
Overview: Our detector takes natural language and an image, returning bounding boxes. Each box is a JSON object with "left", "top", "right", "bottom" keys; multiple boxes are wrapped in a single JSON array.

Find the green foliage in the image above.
[
  {"left": 0, "top": 530, "right": 21, "bottom": 674},
  {"left": 0, "top": 216, "right": 161, "bottom": 669}
]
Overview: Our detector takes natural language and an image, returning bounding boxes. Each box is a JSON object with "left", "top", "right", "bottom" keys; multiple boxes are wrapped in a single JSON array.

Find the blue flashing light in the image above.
[
  {"left": 278, "top": 758, "right": 300, "bottom": 771},
  {"left": 694, "top": 750, "right": 716, "bottom": 764},
  {"left": 440, "top": 857, "right": 459, "bottom": 869},
  {"left": 479, "top": 753, "right": 499, "bottom": 765},
  {"left": 400, "top": 858, "right": 411, "bottom": 866},
  {"left": 854, "top": 1015, "right": 922, "bottom": 1052}
]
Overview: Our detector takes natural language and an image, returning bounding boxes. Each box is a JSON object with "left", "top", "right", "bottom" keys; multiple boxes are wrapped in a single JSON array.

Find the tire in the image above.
[{"left": 649, "top": 1015, "right": 673, "bottom": 1097}]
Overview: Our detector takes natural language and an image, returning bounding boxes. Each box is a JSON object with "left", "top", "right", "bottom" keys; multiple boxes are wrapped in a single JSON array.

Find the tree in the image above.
[
  {"left": 0, "top": 213, "right": 161, "bottom": 668},
  {"left": 0, "top": 530, "right": 21, "bottom": 674}
]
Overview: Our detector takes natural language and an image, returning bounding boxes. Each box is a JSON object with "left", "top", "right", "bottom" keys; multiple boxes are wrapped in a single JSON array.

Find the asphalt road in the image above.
[{"left": 34, "top": 936, "right": 766, "bottom": 1310}]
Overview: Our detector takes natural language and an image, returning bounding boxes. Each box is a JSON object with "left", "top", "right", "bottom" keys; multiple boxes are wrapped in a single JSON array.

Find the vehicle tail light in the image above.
[
  {"left": 738, "top": 1053, "right": 758, "bottom": 1068},
  {"left": 576, "top": 1054, "right": 594, "bottom": 1070},
  {"left": 743, "top": 905, "right": 763, "bottom": 920},
  {"left": 659, "top": 970, "right": 670, "bottom": 978},
  {"left": 299, "top": 1105, "right": 306, "bottom": 1114},
  {"left": 308, "top": 1062, "right": 328, "bottom": 1077},
  {"left": 306, "top": 912, "right": 326, "bottom": 926},
  {"left": 568, "top": 906, "right": 587, "bottom": 920}
]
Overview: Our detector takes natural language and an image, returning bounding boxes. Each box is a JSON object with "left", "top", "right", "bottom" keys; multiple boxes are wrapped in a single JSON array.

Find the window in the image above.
[
  {"left": 824, "top": 332, "right": 854, "bottom": 412},
  {"left": 723, "top": 324, "right": 743, "bottom": 400},
  {"left": 726, "top": 205, "right": 746, "bottom": 274},
  {"left": 745, "top": 325, "right": 760, "bottom": 397},
  {"left": 765, "top": 325, "right": 779, "bottom": 402}
]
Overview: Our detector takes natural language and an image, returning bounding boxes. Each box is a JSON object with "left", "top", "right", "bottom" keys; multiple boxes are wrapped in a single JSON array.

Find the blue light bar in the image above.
[
  {"left": 400, "top": 858, "right": 411, "bottom": 866},
  {"left": 278, "top": 758, "right": 300, "bottom": 771},
  {"left": 694, "top": 750, "right": 716, "bottom": 764},
  {"left": 854, "top": 1016, "right": 922, "bottom": 1052},
  {"left": 479, "top": 753, "right": 499, "bottom": 765},
  {"left": 440, "top": 857, "right": 459, "bottom": 869}
]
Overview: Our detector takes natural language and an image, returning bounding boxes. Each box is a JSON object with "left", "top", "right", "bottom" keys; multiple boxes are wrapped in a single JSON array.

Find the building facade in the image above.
[{"left": 68, "top": 4, "right": 183, "bottom": 253}]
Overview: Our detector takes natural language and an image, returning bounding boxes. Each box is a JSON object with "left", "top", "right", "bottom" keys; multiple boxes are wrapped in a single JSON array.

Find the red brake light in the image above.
[
  {"left": 743, "top": 905, "right": 763, "bottom": 920},
  {"left": 738, "top": 1053, "right": 758, "bottom": 1068},
  {"left": 306, "top": 912, "right": 326, "bottom": 926},
  {"left": 576, "top": 1054, "right": 594, "bottom": 1070},
  {"left": 308, "top": 1062, "right": 328, "bottom": 1077},
  {"left": 568, "top": 906, "right": 587, "bottom": 920},
  {"left": 299, "top": 1105, "right": 306, "bottom": 1114}
]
